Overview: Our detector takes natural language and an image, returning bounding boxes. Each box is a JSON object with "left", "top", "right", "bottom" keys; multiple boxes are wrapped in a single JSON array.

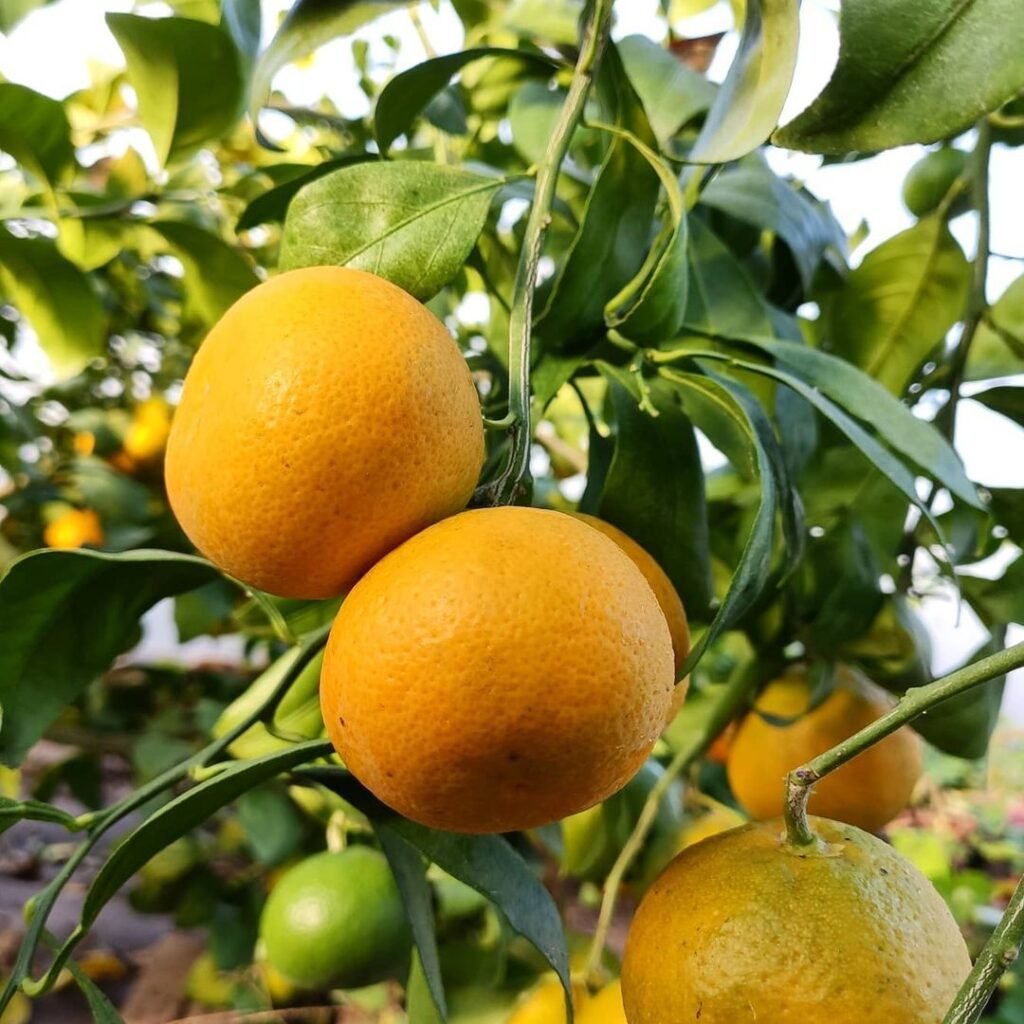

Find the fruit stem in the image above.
[
  {"left": 944, "top": 872, "right": 1024, "bottom": 1024},
  {"left": 783, "top": 640, "right": 1024, "bottom": 849},
  {"left": 488, "top": 0, "right": 616, "bottom": 505},
  {"left": 582, "top": 656, "right": 763, "bottom": 988}
]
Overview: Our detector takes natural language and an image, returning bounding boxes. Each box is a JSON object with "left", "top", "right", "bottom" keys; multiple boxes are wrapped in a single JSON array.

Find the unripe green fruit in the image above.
[
  {"left": 902, "top": 148, "right": 971, "bottom": 218},
  {"left": 259, "top": 846, "right": 411, "bottom": 991}
]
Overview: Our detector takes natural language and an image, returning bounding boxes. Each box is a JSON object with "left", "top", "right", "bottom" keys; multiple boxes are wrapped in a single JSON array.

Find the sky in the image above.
[{"left": 1, "top": 0, "right": 1022, "bottom": 716}]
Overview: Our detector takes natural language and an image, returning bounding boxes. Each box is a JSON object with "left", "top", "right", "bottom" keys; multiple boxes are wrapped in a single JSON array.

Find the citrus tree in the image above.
[{"left": 1, "top": 0, "right": 1024, "bottom": 1021}]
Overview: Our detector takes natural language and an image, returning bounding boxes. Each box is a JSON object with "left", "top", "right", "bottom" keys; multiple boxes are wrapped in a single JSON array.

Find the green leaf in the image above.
[
  {"left": 744, "top": 338, "right": 981, "bottom": 509},
  {"left": 236, "top": 157, "right": 365, "bottom": 230},
  {"left": 147, "top": 220, "right": 258, "bottom": 324},
  {"left": 376, "top": 47, "right": 558, "bottom": 153},
  {"left": 504, "top": 0, "right": 582, "bottom": 46},
  {"left": 81, "top": 742, "right": 331, "bottom": 929},
  {"left": 971, "top": 385, "right": 1024, "bottom": 431},
  {"left": 250, "top": 0, "right": 404, "bottom": 137},
  {"left": 699, "top": 158, "right": 846, "bottom": 290},
  {"left": 689, "top": 0, "right": 800, "bottom": 164},
  {"left": 661, "top": 369, "right": 784, "bottom": 671},
  {"left": 406, "top": 949, "right": 446, "bottom": 1024},
  {"left": 594, "top": 372, "right": 713, "bottom": 619},
  {"left": 0, "top": 82, "right": 73, "bottom": 197},
  {"left": 0, "top": 0, "right": 57, "bottom": 33},
  {"left": 0, "top": 226, "right": 107, "bottom": 379},
  {"left": 967, "top": 275, "right": 1024, "bottom": 381},
  {"left": 602, "top": 124, "right": 689, "bottom": 345},
  {"left": 302, "top": 767, "right": 572, "bottom": 1020},
  {"left": 774, "top": 0, "right": 1024, "bottom": 154},
  {"left": 0, "top": 549, "right": 223, "bottom": 766},
  {"left": 221, "top": 0, "right": 262, "bottom": 76},
  {"left": 823, "top": 217, "right": 970, "bottom": 395},
  {"left": 280, "top": 162, "right": 502, "bottom": 301},
  {"left": 377, "top": 829, "right": 446, "bottom": 1021},
  {"left": 64, "top": 958, "right": 126, "bottom": 1024},
  {"left": 962, "top": 555, "right": 1024, "bottom": 628},
  {"left": 702, "top": 350, "right": 950, "bottom": 555},
  {"left": 682, "top": 218, "right": 773, "bottom": 337},
  {"left": 617, "top": 35, "right": 716, "bottom": 141},
  {"left": 107, "top": 13, "right": 245, "bottom": 165},
  {"left": 507, "top": 82, "right": 570, "bottom": 167},
  {"left": 536, "top": 48, "right": 661, "bottom": 349}
]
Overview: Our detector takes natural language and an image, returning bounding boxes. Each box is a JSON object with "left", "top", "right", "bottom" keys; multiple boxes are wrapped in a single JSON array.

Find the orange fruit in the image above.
[
  {"left": 165, "top": 266, "right": 484, "bottom": 598},
  {"left": 577, "top": 980, "right": 626, "bottom": 1024},
  {"left": 677, "top": 803, "right": 746, "bottom": 850},
  {"left": 705, "top": 720, "right": 736, "bottom": 764},
  {"left": 726, "top": 666, "right": 921, "bottom": 833},
  {"left": 621, "top": 818, "right": 971, "bottom": 1023},
  {"left": 571, "top": 515, "right": 689, "bottom": 673},
  {"left": 123, "top": 396, "right": 172, "bottom": 466},
  {"left": 43, "top": 508, "right": 104, "bottom": 549},
  {"left": 508, "top": 978, "right": 589, "bottom": 1024},
  {"left": 321, "top": 507, "right": 675, "bottom": 833}
]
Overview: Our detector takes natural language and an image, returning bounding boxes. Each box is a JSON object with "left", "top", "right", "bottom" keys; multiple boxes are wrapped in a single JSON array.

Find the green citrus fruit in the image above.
[
  {"left": 902, "top": 148, "right": 970, "bottom": 217},
  {"left": 259, "top": 846, "right": 411, "bottom": 990}
]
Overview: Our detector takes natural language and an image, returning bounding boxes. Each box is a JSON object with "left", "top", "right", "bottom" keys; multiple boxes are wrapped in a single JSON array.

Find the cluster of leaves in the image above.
[{"left": 0, "top": 0, "right": 1024, "bottom": 1020}]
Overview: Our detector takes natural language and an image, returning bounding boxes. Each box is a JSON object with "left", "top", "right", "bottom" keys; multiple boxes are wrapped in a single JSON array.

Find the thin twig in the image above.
[
  {"left": 484, "top": 0, "right": 616, "bottom": 506},
  {"left": 783, "top": 641, "right": 1024, "bottom": 847},
  {"left": 944, "top": 873, "right": 1024, "bottom": 1024}
]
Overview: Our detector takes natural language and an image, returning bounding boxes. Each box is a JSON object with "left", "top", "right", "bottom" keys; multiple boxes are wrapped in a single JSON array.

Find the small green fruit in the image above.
[
  {"left": 259, "top": 846, "right": 411, "bottom": 991},
  {"left": 902, "top": 148, "right": 971, "bottom": 218}
]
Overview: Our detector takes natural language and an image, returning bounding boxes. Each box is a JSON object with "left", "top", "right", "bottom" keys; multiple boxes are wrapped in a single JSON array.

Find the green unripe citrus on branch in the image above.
[
  {"left": 259, "top": 846, "right": 411, "bottom": 991},
  {"left": 902, "top": 147, "right": 971, "bottom": 218}
]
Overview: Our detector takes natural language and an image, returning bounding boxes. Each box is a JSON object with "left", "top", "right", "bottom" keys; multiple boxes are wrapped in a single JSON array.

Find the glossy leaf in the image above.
[
  {"left": 690, "top": 0, "right": 800, "bottom": 163},
  {"left": 147, "top": 220, "right": 258, "bottom": 324},
  {"left": 683, "top": 218, "right": 773, "bottom": 337},
  {"left": 250, "top": 0, "right": 404, "bottom": 135},
  {"left": 280, "top": 162, "right": 502, "bottom": 301},
  {"left": 660, "top": 369, "right": 783, "bottom": 671},
  {"left": 967, "top": 386, "right": 1024, "bottom": 433},
  {"left": 962, "top": 555, "right": 1024, "bottom": 628},
  {"left": 0, "top": 226, "right": 107, "bottom": 379},
  {"left": 221, "top": 0, "right": 262, "bottom": 75},
  {"left": 65, "top": 959, "right": 126, "bottom": 1024},
  {"left": 236, "top": 157, "right": 365, "bottom": 230},
  {"left": 603, "top": 125, "right": 689, "bottom": 345},
  {"left": 699, "top": 159, "right": 846, "bottom": 290},
  {"left": 744, "top": 338, "right": 981, "bottom": 508},
  {"left": 775, "top": 0, "right": 1024, "bottom": 154},
  {"left": 376, "top": 47, "right": 558, "bottom": 153},
  {"left": 0, "top": 549, "right": 222, "bottom": 766},
  {"left": 377, "top": 829, "right": 446, "bottom": 1021},
  {"left": 823, "top": 217, "right": 970, "bottom": 395},
  {"left": 617, "top": 34, "right": 716, "bottom": 141},
  {"left": 301, "top": 767, "right": 572, "bottom": 1019},
  {"left": 595, "top": 371, "right": 713, "bottom": 618},
  {"left": 967, "top": 275, "right": 1024, "bottom": 381},
  {"left": 0, "top": 82, "right": 74, "bottom": 196},
  {"left": 535, "top": 47, "right": 661, "bottom": 349},
  {"left": 82, "top": 741, "right": 331, "bottom": 927},
  {"left": 107, "top": 13, "right": 245, "bottom": 165}
]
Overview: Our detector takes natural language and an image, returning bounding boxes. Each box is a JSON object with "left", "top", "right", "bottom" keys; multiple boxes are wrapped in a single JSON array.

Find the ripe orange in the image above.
[
  {"left": 320, "top": 507, "right": 675, "bottom": 833},
  {"left": 123, "top": 396, "right": 172, "bottom": 466},
  {"left": 726, "top": 666, "right": 922, "bottom": 832},
  {"left": 622, "top": 818, "right": 971, "bottom": 1023},
  {"left": 571, "top": 515, "right": 689, "bottom": 673},
  {"left": 577, "top": 981, "right": 626, "bottom": 1024},
  {"left": 508, "top": 978, "right": 589, "bottom": 1024},
  {"left": 165, "top": 266, "right": 484, "bottom": 598},
  {"left": 43, "top": 507, "right": 104, "bottom": 549}
]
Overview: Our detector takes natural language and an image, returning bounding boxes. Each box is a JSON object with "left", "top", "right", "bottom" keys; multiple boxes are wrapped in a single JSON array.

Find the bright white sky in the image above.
[{"left": 2, "top": 0, "right": 1022, "bottom": 715}]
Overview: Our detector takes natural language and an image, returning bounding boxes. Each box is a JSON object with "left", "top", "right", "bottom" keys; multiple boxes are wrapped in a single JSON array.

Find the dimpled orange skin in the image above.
[
  {"left": 165, "top": 266, "right": 484, "bottom": 599},
  {"left": 571, "top": 515, "right": 690, "bottom": 673},
  {"left": 320, "top": 507, "right": 675, "bottom": 834},
  {"left": 621, "top": 817, "right": 972, "bottom": 1024},
  {"left": 727, "top": 666, "right": 922, "bottom": 833}
]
